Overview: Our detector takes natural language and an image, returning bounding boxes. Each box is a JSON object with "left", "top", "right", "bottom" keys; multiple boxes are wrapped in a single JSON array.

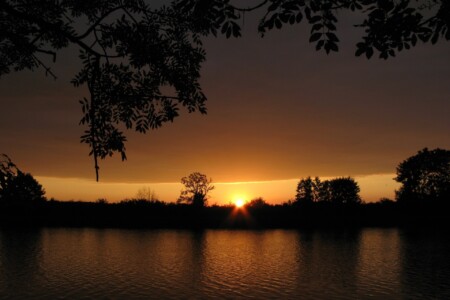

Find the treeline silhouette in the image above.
[
  {"left": 1, "top": 148, "right": 449, "bottom": 229},
  {"left": 0, "top": 196, "right": 448, "bottom": 229}
]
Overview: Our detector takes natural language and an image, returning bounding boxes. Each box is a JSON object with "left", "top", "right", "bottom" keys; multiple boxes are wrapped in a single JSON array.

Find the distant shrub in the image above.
[{"left": 246, "top": 197, "right": 270, "bottom": 208}]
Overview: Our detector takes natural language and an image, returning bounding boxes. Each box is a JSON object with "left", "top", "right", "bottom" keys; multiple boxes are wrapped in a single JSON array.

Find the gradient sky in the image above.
[{"left": 0, "top": 4, "right": 449, "bottom": 204}]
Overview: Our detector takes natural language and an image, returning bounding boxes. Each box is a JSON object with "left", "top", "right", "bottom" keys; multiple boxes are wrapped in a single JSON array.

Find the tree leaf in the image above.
[
  {"left": 309, "top": 32, "right": 322, "bottom": 42},
  {"left": 366, "top": 47, "right": 374, "bottom": 59},
  {"left": 316, "top": 39, "right": 324, "bottom": 50},
  {"left": 355, "top": 47, "right": 365, "bottom": 57}
]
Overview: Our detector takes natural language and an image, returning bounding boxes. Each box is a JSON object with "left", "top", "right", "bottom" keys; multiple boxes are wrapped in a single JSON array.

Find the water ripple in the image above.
[{"left": 1, "top": 228, "right": 449, "bottom": 299}]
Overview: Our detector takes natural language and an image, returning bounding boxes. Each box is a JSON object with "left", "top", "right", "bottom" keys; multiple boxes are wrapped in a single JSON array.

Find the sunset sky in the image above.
[{"left": 0, "top": 4, "right": 449, "bottom": 204}]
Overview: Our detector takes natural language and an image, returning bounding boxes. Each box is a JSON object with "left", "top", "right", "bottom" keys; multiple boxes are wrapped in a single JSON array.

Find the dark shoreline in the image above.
[{"left": 1, "top": 200, "right": 448, "bottom": 230}]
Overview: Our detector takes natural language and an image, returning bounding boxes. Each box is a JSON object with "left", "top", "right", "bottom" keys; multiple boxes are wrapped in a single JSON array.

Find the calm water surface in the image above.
[{"left": 0, "top": 228, "right": 449, "bottom": 299}]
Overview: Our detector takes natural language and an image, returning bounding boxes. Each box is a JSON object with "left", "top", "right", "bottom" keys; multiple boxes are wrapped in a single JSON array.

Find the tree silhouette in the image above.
[
  {"left": 1, "top": 1, "right": 207, "bottom": 180},
  {"left": 395, "top": 148, "right": 450, "bottom": 205},
  {"left": 178, "top": 172, "right": 214, "bottom": 207},
  {"left": 1, "top": 0, "right": 448, "bottom": 179},
  {"left": 0, "top": 154, "right": 46, "bottom": 205},
  {"left": 295, "top": 176, "right": 361, "bottom": 205},
  {"left": 325, "top": 177, "right": 361, "bottom": 205},
  {"left": 295, "top": 176, "right": 321, "bottom": 205}
]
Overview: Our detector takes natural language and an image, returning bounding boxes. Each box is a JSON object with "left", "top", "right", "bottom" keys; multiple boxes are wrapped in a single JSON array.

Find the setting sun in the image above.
[{"left": 235, "top": 198, "right": 245, "bottom": 208}]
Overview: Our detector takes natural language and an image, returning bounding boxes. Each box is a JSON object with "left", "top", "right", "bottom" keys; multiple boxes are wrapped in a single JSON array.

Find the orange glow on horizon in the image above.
[{"left": 36, "top": 174, "right": 399, "bottom": 204}]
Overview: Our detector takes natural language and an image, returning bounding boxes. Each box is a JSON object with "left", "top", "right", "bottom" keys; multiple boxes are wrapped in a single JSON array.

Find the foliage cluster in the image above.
[
  {"left": 176, "top": 0, "right": 450, "bottom": 58},
  {"left": 0, "top": 154, "right": 46, "bottom": 205},
  {"left": 295, "top": 176, "right": 361, "bottom": 205},
  {"left": 1, "top": 0, "right": 208, "bottom": 180},
  {"left": 395, "top": 148, "right": 450, "bottom": 205}
]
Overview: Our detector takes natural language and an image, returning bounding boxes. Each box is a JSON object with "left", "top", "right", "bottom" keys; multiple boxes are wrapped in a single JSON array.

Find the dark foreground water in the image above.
[{"left": 0, "top": 228, "right": 449, "bottom": 299}]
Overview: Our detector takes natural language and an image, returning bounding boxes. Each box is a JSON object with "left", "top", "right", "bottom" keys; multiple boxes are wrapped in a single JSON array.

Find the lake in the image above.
[{"left": 1, "top": 228, "right": 449, "bottom": 299}]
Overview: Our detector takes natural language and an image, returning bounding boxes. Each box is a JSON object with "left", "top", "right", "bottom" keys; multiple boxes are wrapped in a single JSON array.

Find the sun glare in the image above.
[{"left": 235, "top": 198, "right": 245, "bottom": 208}]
